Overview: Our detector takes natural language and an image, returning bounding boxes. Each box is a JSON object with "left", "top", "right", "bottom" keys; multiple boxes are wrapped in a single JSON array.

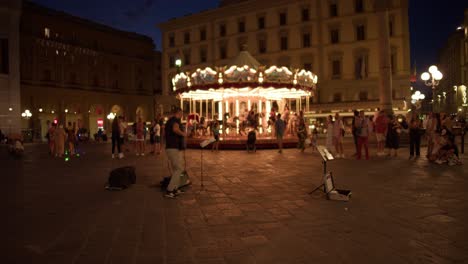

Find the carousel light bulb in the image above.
[
  {"left": 39, "top": 108, "right": 43, "bottom": 112},
  {"left": 420, "top": 94, "right": 425, "bottom": 99}
]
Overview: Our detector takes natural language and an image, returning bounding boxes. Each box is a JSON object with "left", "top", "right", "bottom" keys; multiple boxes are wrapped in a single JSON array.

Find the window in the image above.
[
  {"left": 42, "top": 69, "right": 51, "bottom": 81},
  {"left": 70, "top": 72, "right": 77, "bottom": 84},
  {"left": 330, "top": 4, "right": 338, "bottom": 17},
  {"left": 257, "top": 17, "right": 265, "bottom": 29},
  {"left": 93, "top": 75, "right": 99, "bottom": 86},
  {"left": 332, "top": 60, "right": 341, "bottom": 79},
  {"left": 200, "top": 48, "right": 207, "bottom": 63},
  {"left": 391, "top": 50, "right": 397, "bottom": 74},
  {"left": 303, "top": 63, "right": 312, "bottom": 71},
  {"left": 44, "top": 27, "right": 50, "bottom": 38},
  {"left": 0, "top": 39, "right": 8, "bottom": 74},
  {"left": 138, "top": 81, "right": 143, "bottom": 90},
  {"left": 356, "top": 25, "right": 366, "bottom": 41},
  {"left": 302, "top": 8, "right": 310, "bottom": 22},
  {"left": 355, "top": 54, "right": 368, "bottom": 79},
  {"left": 112, "top": 80, "right": 119, "bottom": 89},
  {"left": 280, "top": 36, "right": 288, "bottom": 50},
  {"left": 184, "top": 32, "right": 190, "bottom": 44},
  {"left": 258, "top": 16, "right": 265, "bottom": 29},
  {"left": 333, "top": 93, "right": 342, "bottom": 102},
  {"left": 220, "top": 24, "right": 226, "bottom": 37},
  {"left": 200, "top": 29, "right": 206, "bottom": 41},
  {"left": 220, "top": 45, "right": 227, "bottom": 59},
  {"left": 169, "top": 55, "right": 175, "bottom": 68},
  {"left": 238, "top": 21, "right": 245, "bottom": 33},
  {"left": 169, "top": 35, "right": 175, "bottom": 47},
  {"left": 330, "top": 29, "right": 339, "bottom": 44},
  {"left": 355, "top": 0, "right": 364, "bottom": 13},
  {"left": 183, "top": 51, "right": 191, "bottom": 65},
  {"left": 279, "top": 12, "right": 287, "bottom": 26},
  {"left": 389, "top": 19, "right": 394, "bottom": 37},
  {"left": 258, "top": 38, "right": 267, "bottom": 54},
  {"left": 303, "top": 33, "right": 311, "bottom": 48},
  {"left": 359, "top": 91, "right": 368, "bottom": 101}
]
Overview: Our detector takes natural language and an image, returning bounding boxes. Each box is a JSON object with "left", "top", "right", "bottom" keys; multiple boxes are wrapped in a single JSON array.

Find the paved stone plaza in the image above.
[{"left": 2, "top": 141, "right": 468, "bottom": 264}]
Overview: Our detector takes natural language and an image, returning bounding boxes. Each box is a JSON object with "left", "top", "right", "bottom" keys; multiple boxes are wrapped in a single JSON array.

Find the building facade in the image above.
[
  {"left": 0, "top": 0, "right": 22, "bottom": 136},
  {"left": 438, "top": 8, "right": 468, "bottom": 114},
  {"left": 159, "top": 0, "right": 411, "bottom": 115},
  {"left": 19, "top": 1, "right": 160, "bottom": 140}
]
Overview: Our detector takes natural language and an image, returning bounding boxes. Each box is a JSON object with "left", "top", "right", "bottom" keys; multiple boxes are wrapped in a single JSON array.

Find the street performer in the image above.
[{"left": 164, "top": 107, "right": 187, "bottom": 198}]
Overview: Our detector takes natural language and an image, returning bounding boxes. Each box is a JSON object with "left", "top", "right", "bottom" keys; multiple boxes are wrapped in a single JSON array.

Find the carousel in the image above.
[{"left": 172, "top": 47, "right": 318, "bottom": 149}]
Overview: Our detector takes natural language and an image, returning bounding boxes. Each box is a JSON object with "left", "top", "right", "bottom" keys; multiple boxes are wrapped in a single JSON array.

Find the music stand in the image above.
[
  {"left": 309, "top": 145, "right": 334, "bottom": 194},
  {"left": 196, "top": 138, "right": 216, "bottom": 193},
  {"left": 309, "top": 146, "right": 351, "bottom": 201}
]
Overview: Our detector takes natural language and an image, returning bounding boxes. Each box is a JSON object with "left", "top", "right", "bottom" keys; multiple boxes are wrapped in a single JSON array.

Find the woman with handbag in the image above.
[
  {"left": 385, "top": 115, "right": 402, "bottom": 158},
  {"left": 409, "top": 114, "right": 423, "bottom": 160}
]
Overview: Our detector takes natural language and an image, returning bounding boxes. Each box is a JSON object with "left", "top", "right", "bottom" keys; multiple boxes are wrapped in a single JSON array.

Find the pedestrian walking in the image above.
[
  {"left": 355, "top": 111, "right": 370, "bottom": 160},
  {"left": 55, "top": 124, "right": 66, "bottom": 158},
  {"left": 135, "top": 117, "right": 145, "bottom": 156},
  {"left": 297, "top": 118, "right": 307, "bottom": 152},
  {"left": 48, "top": 123, "right": 56, "bottom": 156},
  {"left": 66, "top": 122, "right": 76, "bottom": 156},
  {"left": 374, "top": 110, "right": 389, "bottom": 156},
  {"left": 275, "top": 113, "right": 286, "bottom": 153},
  {"left": 119, "top": 116, "right": 127, "bottom": 154},
  {"left": 111, "top": 117, "right": 123, "bottom": 159},
  {"left": 212, "top": 120, "right": 220, "bottom": 151},
  {"left": 325, "top": 115, "right": 334, "bottom": 150},
  {"left": 164, "top": 107, "right": 187, "bottom": 198},
  {"left": 333, "top": 113, "right": 344, "bottom": 158},
  {"left": 153, "top": 119, "right": 161, "bottom": 155},
  {"left": 409, "top": 114, "right": 423, "bottom": 160},
  {"left": 352, "top": 110, "right": 359, "bottom": 156}
]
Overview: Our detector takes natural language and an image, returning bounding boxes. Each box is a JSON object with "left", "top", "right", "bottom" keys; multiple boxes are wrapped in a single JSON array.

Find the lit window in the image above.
[{"left": 44, "top": 28, "right": 50, "bottom": 38}]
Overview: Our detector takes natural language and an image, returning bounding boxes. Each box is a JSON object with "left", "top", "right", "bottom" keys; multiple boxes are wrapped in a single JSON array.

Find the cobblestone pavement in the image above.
[{"left": 2, "top": 141, "right": 468, "bottom": 264}]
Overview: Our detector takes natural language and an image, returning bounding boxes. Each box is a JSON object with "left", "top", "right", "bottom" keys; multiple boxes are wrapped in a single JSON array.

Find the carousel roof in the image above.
[
  {"left": 229, "top": 46, "right": 261, "bottom": 69},
  {"left": 172, "top": 50, "right": 318, "bottom": 101}
]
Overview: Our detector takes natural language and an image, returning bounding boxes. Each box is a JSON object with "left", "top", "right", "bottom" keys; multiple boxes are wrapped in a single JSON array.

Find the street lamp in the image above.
[
  {"left": 421, "top": 65, "right": 443, "bottom": 111},
  {"left": 21, "top": 109, "right": 32, "bottom": 119},
  {"left": 410, "top": 90, "right": 425, "bottom": 111},
  {"left": 175, "top": 59, "right": 182, "bottom": 68},
  {"left": 107, "top": 112, "right": 116, "bottom": 120}
]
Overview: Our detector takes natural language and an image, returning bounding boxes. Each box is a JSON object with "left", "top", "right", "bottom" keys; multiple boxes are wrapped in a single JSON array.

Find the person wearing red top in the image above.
[{"left": 374, "top": 110, "right": 389, "bottom": 156}]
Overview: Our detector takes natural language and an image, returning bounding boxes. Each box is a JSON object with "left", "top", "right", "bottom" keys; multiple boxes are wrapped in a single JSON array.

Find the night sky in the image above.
[{"left": 32, "top": 0, "right": 466, "bottom": 74}]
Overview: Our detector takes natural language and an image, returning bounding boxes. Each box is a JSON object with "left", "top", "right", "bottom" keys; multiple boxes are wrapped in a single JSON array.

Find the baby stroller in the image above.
[{"left": 246, "top": 130, "right": 256, "bottom": 152}]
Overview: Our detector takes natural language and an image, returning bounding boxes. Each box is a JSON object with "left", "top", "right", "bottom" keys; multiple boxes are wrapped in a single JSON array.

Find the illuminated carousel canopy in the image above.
[{"left": 172, "top": 50, "right": 318, "bottom": 101}]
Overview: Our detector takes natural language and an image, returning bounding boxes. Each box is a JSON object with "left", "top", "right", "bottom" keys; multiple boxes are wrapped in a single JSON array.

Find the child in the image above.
[{"left": 310, "top": 126, "right": 318, "bottom": 151}]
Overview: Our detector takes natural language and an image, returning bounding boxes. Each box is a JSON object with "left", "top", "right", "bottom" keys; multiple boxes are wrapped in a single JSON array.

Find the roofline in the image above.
[
  {"left": 25, "top": 0, "right": 155, "bottom": 45},
  {"left": 157, "top": 0, "right": 291, "bottom": 31}
]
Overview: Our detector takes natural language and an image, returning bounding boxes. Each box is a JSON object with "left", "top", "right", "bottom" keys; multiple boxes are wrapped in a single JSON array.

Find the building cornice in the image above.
[{"left": 158, "top": 0, "right": 301, "bottom": 31}]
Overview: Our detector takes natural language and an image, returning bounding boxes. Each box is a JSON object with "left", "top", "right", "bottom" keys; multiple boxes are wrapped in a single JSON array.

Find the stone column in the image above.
[{"left": 375, "top": 0, "right": 393, "bottom": 113}]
